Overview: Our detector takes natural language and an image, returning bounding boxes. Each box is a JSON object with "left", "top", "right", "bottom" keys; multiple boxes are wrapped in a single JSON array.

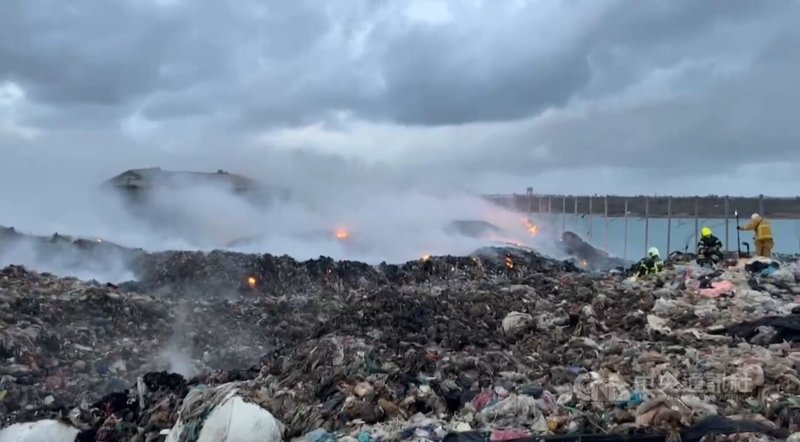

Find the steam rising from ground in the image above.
[
  {"left": 0, "top": 171, "right": 565, "bottom": 282},
  {"left": 0, "top": 168, "right": 570, "bottom": 383}
]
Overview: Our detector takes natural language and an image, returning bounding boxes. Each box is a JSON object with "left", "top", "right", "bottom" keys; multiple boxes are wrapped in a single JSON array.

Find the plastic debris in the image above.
[{"left": 1, "top": 230, "right": 800, "bottom": 439}]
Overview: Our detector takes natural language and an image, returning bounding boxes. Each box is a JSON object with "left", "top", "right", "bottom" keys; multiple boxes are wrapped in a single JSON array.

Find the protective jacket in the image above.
[
  {"left": 697, "top": 235, "right": 723, "bottom": 263},
  {"left": 635, "top": 256, "right": 664, "bottom": 277},
  {"left": 741, "top": 218, "right": 773, "bottom": 241}
]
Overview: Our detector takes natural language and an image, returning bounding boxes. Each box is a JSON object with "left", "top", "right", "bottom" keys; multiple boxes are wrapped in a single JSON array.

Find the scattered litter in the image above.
[{"left": 2, "top": 232, "right": 800, "bottom": 439}]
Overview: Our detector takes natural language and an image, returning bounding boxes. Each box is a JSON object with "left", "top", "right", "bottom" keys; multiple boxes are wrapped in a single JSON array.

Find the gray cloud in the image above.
[{"left": 1, "top": 0, "right": 799, "bottom": 197}]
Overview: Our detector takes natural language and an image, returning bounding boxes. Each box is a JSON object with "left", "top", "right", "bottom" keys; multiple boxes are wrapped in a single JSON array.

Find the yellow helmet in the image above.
[{"left": 701, "top": 226, "right": 712, "bottom": 238}]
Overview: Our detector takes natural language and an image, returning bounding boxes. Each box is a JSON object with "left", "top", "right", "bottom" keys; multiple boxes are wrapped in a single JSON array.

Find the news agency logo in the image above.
[{"left": 572, "top": 372, "right": 760, "bottom": 403}]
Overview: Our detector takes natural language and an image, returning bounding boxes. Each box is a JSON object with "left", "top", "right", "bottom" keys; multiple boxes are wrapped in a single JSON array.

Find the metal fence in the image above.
[{"left": 486, "top": 192, "right": 800, "bottom": 259}]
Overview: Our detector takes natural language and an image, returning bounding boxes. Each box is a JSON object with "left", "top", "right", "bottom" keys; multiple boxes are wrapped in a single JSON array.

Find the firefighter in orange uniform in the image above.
[{"left": 738, "top": 213, "right": 774, "bottom": 257}]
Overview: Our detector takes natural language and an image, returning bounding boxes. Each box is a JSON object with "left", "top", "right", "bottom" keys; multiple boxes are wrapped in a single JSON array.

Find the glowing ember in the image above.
[
  {"left": 505, "top": 255, "right": 514, "bottom": 269},
  {"left": 524, "top": 220, "right": 539, "bottom": 236},
  {"left": 335, "top": 229, "right": 350, "bottom": 240},
  {"left": 247, "top": 276, "right": 257, "bottom": 288}
]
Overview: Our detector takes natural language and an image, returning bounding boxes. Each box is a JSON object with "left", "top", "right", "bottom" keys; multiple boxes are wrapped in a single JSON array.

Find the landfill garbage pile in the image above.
[
  {"left": 2, "top": 246, "right": 800, "bottom": 441},
  {"left": 558, "top": 231, "right": 631, "bottom": 272},
  {"left": 0, "top": 226, "right": 145, "bottom": 281},
  {"left": 0, "top": 225, "right": 581, "bottom": 293}
]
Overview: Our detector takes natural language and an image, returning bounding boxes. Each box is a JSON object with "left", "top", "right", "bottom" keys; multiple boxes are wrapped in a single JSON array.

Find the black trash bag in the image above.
[
  {"left": 443, "top": 432, "right": 489, "bottom": 442},
  {"left": 745, "top": 260, "right": 779, "bottom": 274},
  {"left": 723, "top": 314, "right": 800, "bottom": 344},
  {"left": 680, "top": 415, "right": 789, "bottom": 442}
]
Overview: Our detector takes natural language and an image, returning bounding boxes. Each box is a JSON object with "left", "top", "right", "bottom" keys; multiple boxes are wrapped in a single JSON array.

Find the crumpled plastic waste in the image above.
[
  {"left": 501, "top": 312, "right": 533, "bottom": 336},
  {"left": 166, "top": 382, "right": 283, "bottom": 442},
  {"left": 698, "top": 279, "right": 734, "bottom": 298},
  {"left": 0, "top": 420, "right": 79, "bottom": 442},
  {"left": 2, "top": 229, "right": 800, "bottom": 440}
]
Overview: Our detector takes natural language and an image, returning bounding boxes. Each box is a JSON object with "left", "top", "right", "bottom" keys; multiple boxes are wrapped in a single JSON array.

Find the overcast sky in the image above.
[{"left": 2, "top": 0, "right": 800, "bottom": 196}]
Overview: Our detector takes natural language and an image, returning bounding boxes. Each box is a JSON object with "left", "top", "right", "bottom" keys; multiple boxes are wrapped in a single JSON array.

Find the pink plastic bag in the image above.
[
  {"left": 699, "top": 280, "right": 734, "bottom": 298},
  {"left": 491, "top": 429, "right": 531, "bottom": 441}
]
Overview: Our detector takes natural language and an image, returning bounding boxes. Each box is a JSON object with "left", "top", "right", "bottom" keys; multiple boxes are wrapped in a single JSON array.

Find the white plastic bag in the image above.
[
  {"left": 166, "top": 383, "right": 284, "bottom": 442},
  {"left": 0, "top": 420, "right": 79, "bottom": 442}
]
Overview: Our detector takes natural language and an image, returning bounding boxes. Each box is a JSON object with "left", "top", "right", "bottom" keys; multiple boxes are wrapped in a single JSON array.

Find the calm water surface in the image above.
[{"left": 532, "top": 214, "right": 800, "bottom": 259}]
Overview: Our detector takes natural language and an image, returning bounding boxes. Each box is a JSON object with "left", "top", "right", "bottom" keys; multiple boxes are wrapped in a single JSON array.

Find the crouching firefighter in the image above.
[
  {"left": 696, "top": 226, "right": 723, "bottom": 267},
  {"left": 738, "top": 213, "right": 774, "bottom": 257},
  {"left": 634, "top": 247, "right": 664, "bottom": 277}
]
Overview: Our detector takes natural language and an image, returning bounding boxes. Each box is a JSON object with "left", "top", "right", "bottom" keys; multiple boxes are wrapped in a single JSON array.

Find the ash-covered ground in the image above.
[{"left": 1, "top": 232, "right": 800, "bottom": 441}]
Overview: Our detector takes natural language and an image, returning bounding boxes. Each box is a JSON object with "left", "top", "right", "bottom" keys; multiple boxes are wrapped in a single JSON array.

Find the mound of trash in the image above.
[{"left": 2, "top": 246, "right": 800, "bottom": 441}]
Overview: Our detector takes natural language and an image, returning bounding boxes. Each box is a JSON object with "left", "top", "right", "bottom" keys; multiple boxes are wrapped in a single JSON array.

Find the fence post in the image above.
[
  {"left": 694, "top": 197, "right": 699, "bottom": 245},
  {"left": 724, "top": 196, "right": 730, "bottom": 252},
  {"left": 624, "top": 198, "right": 629, "bottom": 260},
  {"left": 666, "top": 196, "right": 672, "bottom": 254},
  {"left": 573, "top": 197, "right": 578, "bottom": 230},
  {"left": 562, "top": 196, "right": 567, "bottom": 234},
  {"left": 644, "top": 196, "right": 650, "bottom": 256},
  {"left": 588, "top": 196, "right": 594, "bottom": 242},
  {"left": 604, "top": 196, "right": 609, "bottom": 252},
  {"left": 526, "top": 187, "right": 533, "bottom": 223}
]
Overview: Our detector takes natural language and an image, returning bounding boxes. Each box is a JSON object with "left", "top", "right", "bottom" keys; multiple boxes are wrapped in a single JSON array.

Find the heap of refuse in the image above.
[{"left": 2, "top": 244, "right": 800, "bottom": 441}]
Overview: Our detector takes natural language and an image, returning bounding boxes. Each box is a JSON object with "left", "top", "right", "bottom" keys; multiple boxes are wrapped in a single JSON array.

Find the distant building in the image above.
[
  {"left": 106, "top": 167, "right": 260, "bottom": 193},
  {"left": 104, "top": 167, "right": 289, "bottom": 206}
]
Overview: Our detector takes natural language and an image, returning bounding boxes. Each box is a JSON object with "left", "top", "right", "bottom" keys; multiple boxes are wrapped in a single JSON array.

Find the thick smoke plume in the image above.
[{"left": 0, "top": 147, "right": 570, "bottom": 283}]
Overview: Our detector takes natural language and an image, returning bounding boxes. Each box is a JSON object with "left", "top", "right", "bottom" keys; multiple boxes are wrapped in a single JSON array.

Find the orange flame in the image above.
[
  {"left": 524, "top": 219, "right": 539, "bottom": 236},
  {"left": 422, "top": 255, "right": 431, "bottom": 261},
  {"left": 335, "top": 229, "right": 349, "bottom": 240},
  {"left": 505, "top": 255, "right": 514, "bottom": 269},
  {"left": 247, "top": 276, "right": 257, "bottom": 288}
]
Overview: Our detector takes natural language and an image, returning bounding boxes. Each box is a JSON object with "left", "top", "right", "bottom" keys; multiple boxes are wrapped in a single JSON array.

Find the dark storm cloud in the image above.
[
  {"left": 0, "top": 0, "right": 329, "bottom": 118},
  {"left": 2, "top": 0, "right": 796, "bottom": 129},
  {"left": 1, "top": 0, "right": 181, "bottom": 106},
  {"left": 351, "top": 0, "right": 772, "bottom": 126},
  {"left": 1, "top": 0, "right": 799, "bottom": 192}
]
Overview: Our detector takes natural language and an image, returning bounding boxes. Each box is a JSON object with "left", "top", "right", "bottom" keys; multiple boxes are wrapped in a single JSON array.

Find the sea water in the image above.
[{"left": 532, "top": 213, "right": 800, "bottom": 259}]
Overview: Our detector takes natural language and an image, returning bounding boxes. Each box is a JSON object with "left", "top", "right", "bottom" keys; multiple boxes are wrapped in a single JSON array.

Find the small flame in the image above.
[
  {"left": 247, "top": 276, "right": 257, "bottom": 288},
  {"left": 523, "top": 219, "right": 538, "bottom": 236},
  {"left": 422, "top": 255, "right": 431, "bottom": 262},
  {"left": 581, "top": 260, "right": 588, "bottom": 267},
  {"left": 335, "top": 229, "right": 350, "bottom": 240},
  {"left": 505, "top": 255, "right": 514, "bottom": 269}
]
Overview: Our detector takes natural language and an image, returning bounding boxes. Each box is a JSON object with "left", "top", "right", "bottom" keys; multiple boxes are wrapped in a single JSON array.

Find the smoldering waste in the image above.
[{"left": 1, "top": 247, "right": 800, "bottom": 441}]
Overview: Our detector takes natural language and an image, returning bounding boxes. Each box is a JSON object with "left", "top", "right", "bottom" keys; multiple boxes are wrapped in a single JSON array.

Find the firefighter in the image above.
[
  {"left": 696, "top": 226, "right": 723, "bottom": 266},
  {"left": 635, "top": 247, "right": 664, "bottom": 277},
  {"left": 738, "top": 213, "right": 774, "bottom": 257}
]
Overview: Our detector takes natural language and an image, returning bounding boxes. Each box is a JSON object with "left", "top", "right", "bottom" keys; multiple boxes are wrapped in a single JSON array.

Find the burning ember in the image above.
[
  {"left": 247, "top": 276, "right": 257, "bottom": 288},
  {"left": 505, "top": 255, "right": 514, "bottom": 269},
  {"left": 334, "top": 229, "right": 350, "bottom": 240},
  {"left": 524, "top": 220, "right": 539, "bottom": 236}
]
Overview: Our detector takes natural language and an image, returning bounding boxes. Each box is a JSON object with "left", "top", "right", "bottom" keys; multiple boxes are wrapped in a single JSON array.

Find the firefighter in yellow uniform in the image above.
[{"left": 738, "top": 213, "right": 774, "bottom": 257}]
